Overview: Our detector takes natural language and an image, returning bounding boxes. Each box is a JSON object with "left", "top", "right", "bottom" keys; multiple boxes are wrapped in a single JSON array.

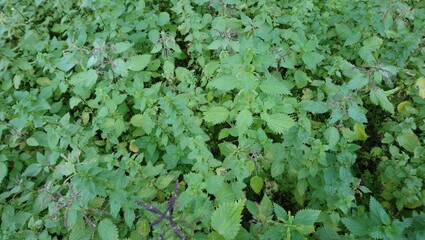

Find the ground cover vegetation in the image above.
[{"left": 0, "top": 0, "right": 424, "bottom": 239}]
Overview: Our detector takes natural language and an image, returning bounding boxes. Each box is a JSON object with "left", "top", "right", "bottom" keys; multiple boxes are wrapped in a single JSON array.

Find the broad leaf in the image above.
[
  {"left": 211, "top": 199, "right": 246, "bottom": 240},
  {"left": 98, "top": 219, "right": 119, "bottom": 240},
  {"left": 204, "top": 107, "right": 229, "bottom": 125}
]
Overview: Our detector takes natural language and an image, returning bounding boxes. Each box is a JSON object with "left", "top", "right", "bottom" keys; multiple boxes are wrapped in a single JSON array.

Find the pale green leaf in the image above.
[
  {"left": 369, "top": 88, "right": 394, "bottom": 114},
  {"left": 114, "top": 41, "right": 134, "bottom": 53},
  {"left": 209, "top": 75, "right": 238, "bottom": 91},
  {"left": 335, "top": 23, "right": 352, "bottom": 39},
  {"left": 211, "top": 199, "right": 246, "bottom": 240},
  {"left": 113, "top": 58, "right": 128, "bottom": 77},
  {"left": 204, "top": 106, "right": 229, "bottom": 125},
  {"left": 302, "top": 52, "right": 324, "bottom": 71},
  {"left": 56, "top": 53, "right": 77, "bottom": 72},
  {"left": 363, "top": 37, "right": 383, "bottom": 51},
  {"left": 324, "top": 127, "right": 340, "bottom": 147},
  {"left": 305, "top": 101, "right": 330, "bottom": 114},
  {"left": 69, "top": 70, "right": 98, "bottom": 88},
  {"left": 261, "top": 113, "right": 295, "bottom": 134},
  {"left": 98, "top": 219, "right": 119, "bottom": 240},
  {"left": 260, "top": 77, "right": 291, "bottom": 95},
  {"left": 26, "top": 137, "right": 39, "bottom": 146},
  {"left": 236, "top": 109, "right": 253, "bottom": 133},
  {"left": 250, "top": 176, "right": 264, "bottom": 194},
  {"left": 130, "top": 114, "right": 155, "bottom": 134},
  {"left": 294, "top": 209, "right": 321, "bottom": 226},
  {"left": 294, "top": 70, "right": 309, "bottom": 88},
  {"left": 396, "top": 133, "right": 420, "bottom": 153},
  {"left": 128, "top": 54, "right": 151, "bottom": 71},
  {"left": 347, "top": 104, "right": 367, "bottom": 123},
  {"left": 157, "top": 12, "right": 170, "bottom": 26}
]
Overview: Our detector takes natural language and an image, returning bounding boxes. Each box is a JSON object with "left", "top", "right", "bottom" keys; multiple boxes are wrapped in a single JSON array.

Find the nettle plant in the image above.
[{"left": 0, "top": 0, "right": 424, "bottom": 239}]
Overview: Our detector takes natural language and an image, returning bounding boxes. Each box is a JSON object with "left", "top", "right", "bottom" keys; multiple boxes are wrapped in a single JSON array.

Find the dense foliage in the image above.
[{"left": 1, "top": 0, "right": 424, "bottom": 239}]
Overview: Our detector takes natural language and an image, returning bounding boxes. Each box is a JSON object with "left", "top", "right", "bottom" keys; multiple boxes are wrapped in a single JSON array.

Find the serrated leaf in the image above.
[
  {"left": 345, "top": 32, "right": 361, "bottom": 46},
  {"left": 209, "top": 75, "right": 238, "bottom": 91},
  {"left": 304, "top": 101, "right": 330, "bottom": 114},
  {"left": 114, "top": 41, "right": 134, "bottom": 53},
  {"left": 348, "top": 104, "right": 367, "bottom": 123},
  {"left": 56, "top": 53, "right": 77, "bottom": 72},
  {"left": 363, "top": 37, "right": 383, "bottom": 51},
  {"left": 250, "top": 176, "right": 264, "bottom": 194},
  {"left": 98, "top": 219, "right": 119, "bottom": 240},
  {"left": 69, "top": 69, "right": 98, "bottom": 88},
  {"left": 273, "top": 203, "right": 287, "bottom": 220},
  {"left": 396, "top": 133, "right": 420, "bottom": 153},
  {"left": 236, "top": 109, "right": 253, "bottom": 133},
  {"left": 302, "top": 52, "right": 324, "bottom": 71},
  {"left": 260, "top": 77, "right": 290, "bottom": 95},
  {"left": 369, "top": 197, "right": 391, "bottom": 225},
  {"left": 124, "top": 208, "right": 135, "bottom": 227},
  {"left": 341, "top": 217, "right": 368, "bottom": 236},
  {"left": 324, "top": 127, "right": 340, "bottom": 147},
  {"left": 294, "top": 70, "right": 309, "bottom": 88},
  {"left": 204, "top": 106, "right": 229, "bottom": 125},
  {"left": 294, "top": 209, "right": 321, "bottom": 226},
  {"left": 113, "top": 58, "right": 128, "bottom": 77},
  {"left": 369, "top": 88, "right": 394, "bottom": 114},
  {"left": 347, "top": 73, "right": 368, "bottom": 90},
  {"left": 128, "top": 54, "right": 151, "bottom": 71},
  {"left": 335, "top": 23, "right": 352, "bottom": 39},
  {"left": 211, "top": 199, "right": 246, "bottom": 240},
  {"left": 0, "top": 162, "right": 7, "bottom": 184},
  {"left": 262, "top": 113, "right": 295, "bottom": 134},
  {"left": 130, "top": 114, "right": 155, "bottom": 134}
]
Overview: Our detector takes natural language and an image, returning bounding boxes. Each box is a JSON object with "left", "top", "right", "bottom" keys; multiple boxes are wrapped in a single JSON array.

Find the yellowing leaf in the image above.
[
  {"left": 397, "top": 101, "right": 412, "bottom": 116},
  {"left": 250, "top": 176, "right": 264, "bottom": 194},
  {"left": 416, "top": 77, "right": 425, "bottom": 98},
  {"left": 353, "top": 122, "right": 368, "bottom": 141}
]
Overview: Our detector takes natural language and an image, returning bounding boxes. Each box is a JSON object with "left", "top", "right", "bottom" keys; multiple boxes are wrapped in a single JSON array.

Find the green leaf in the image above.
[
  {"left": 26, "top": 137, "right": 39, "bottom": 146},
  {"left": 204, "top": 107, "right": 229, "bottom": 125},
  {"left": 128, "top": 54, "right": 151, "bottom": 71},
  {"left": 369, "top": 197, "right": 391, "bottom": 225},
  {"left": 0, "top": 162, "right": 7, "bottom": 184},
  {"left": 301, "top": 52, "right": 324, "bottom": 71},
  {"left": 345, "top": 32, "right": 361, "bottom": 46},
  {"left": 209, "top": 75, "right": 238, "bottom": 91},
  {"left": 114, "top": 41, "right": 134, "bottom": 53},
  {"left": 347, "top": 104, "right": 367, "bottom": 123},
  {"left": 341, "top": 217, "right": 368, "bottom": 236},
  {"left": 130, "top": 114, "right": 155, "bottom": 134},
  {"left": 273, "top": 203, "right": 287, "bottom": 220},
  {"left": 369, "top": 88, "right": 394, "bottom": 114},
  {"left": 363, "top": 37, "right": 383, "bottom": 51},
  {"left": 157, "top": 12, "right": 170, "bottom": 26},
  {"left": 69, "top": 69, "right": 98, "bottom": 88},
  {"left": 304, "top": 101, "right": 330, "bottom": 114},
  {"left": 236, "top": 109, "right": 253, "bottom": 134},
  {"left": 260, "top": 77, "right": 291, "bottom": 95},
  {"left": 294, "top": 70, "right": 309, "bottom": 88},
  {"left": 335, "top": 23, "right": 352, "bottom": 39},
  {"left": 98, "top": 219, "right": 119, "bottom": 240},
  {"left": 324, "top": 127, "right": 340, "bottom": 147},
  {"left": 261, "top": 113, "right": 295, "bottom": 134},
  {"left": 250, "top": 176, "right": 264, "bottom": 194},
  {"left": 396, "top": 133, "right": 420, "bottom": 153},
  {"left": 294, "top": 209, "right": 321, "bottom": 226},
  {"left": 56, "top": 53, "right": 77, "bottom": 72},
  {"left": 211, "top": 199, "right": 246, "bottom": 240},
  {"left": 113, "top": 58, "right": 128, "bottom": 77}
]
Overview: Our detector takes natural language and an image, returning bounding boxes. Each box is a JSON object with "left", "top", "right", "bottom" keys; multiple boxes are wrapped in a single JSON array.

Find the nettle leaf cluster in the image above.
[{"left": 0, "top": 0, "right": 424, "bottom": 239}]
